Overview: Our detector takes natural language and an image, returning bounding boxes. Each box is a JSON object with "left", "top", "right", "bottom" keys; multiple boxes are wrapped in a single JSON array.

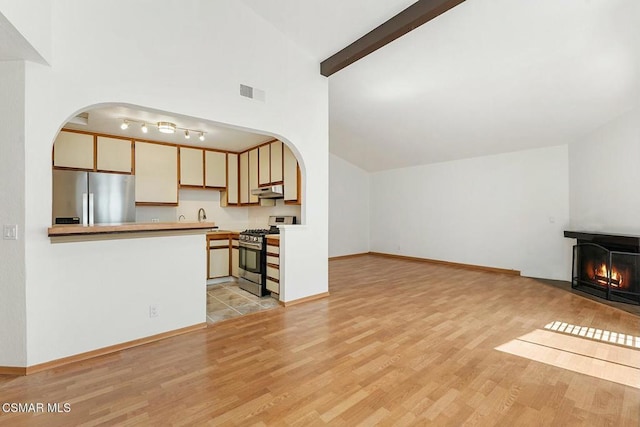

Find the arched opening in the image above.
[{"left": 50, "top": 102, "right": 306, "bottom": 323}]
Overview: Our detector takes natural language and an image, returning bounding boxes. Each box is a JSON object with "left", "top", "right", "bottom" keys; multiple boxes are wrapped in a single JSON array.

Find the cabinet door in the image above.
[
  {"left": 231, "top": 244, "right": 239, "bottom": 278},
  {"left": 283, "top": 144, "right": 299, "bottom": 202},
  {"left": 270, "top": 141, "right": 283, "bottom": 183},
  {"left": 53, "top": 131, "right": 94, "bottom": 170},
  {"left": 248, "top": 148, "right": 259, "bottom": 203},
  {"left": 205, "top": 150, "right": 226, "bottom": 188},
  {"left": 258, "top": 144, "right": 270, "bottom": 186},
  {"left": 96, "top": 136, "right": 132, "bottom": 173},
  {"left": 239, "top": 151, "right": 249, "bottom": 204},
  {"left": 208, "top": 248, "right": 230, "bottom": 278},
  {"left": 226, "top": 153, "right": 238, "bottom": 205},
  {"left": 135, "top": 142, "right": 178, "bottom": 204},
  {"left": 180, "top": 147, "right": 204, "bottom": 187}
]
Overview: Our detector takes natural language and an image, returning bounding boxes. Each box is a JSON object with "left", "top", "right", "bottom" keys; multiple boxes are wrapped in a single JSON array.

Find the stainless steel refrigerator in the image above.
[{"left": 52, "top": 170, "right": 136, "bottom": 225}]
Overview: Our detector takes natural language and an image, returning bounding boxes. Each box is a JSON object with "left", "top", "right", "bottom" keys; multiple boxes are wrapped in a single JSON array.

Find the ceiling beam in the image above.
[{"left": 320, "top": 0, "right": 466, "bottom": 77}]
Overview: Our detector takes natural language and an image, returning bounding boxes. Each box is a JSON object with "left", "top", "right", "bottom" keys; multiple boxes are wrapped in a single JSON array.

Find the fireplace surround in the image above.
[{"left": 564, "top": 231, "right": 640, "bottom": 305}]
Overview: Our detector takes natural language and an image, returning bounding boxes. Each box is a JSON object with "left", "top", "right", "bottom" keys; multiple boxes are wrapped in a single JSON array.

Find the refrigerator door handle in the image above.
[
  {"left": 88, "top": 193, "right": 95, "bottom": 225},
  {"left": 82, "top": 193, "right": 88, "bottom": 225}
]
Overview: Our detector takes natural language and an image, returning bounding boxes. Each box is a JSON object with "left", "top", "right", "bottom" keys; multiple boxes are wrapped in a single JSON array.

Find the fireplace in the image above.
[{"left": 565, "top": 231, "right": 640, "bottom": 305}]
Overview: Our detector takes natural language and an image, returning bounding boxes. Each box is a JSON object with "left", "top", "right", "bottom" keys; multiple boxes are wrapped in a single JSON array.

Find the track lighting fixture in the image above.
[
  {"left": 157, "top": 122, "right": 176, "bottom": 134},
  {"left": 118, "top": 118, "right": 206, "bottom": 142}
]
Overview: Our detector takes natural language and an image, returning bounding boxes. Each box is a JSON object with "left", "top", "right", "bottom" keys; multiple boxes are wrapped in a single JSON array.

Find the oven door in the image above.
[{"left": 238, "top": 241, "right": 263, "bottom": 284}]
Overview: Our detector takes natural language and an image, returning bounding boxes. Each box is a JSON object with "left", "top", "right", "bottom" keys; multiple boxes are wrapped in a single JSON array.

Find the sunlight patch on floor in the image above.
[
  {"left": 495, "top": 327, "right": 640, "bottom": 389},
  {"left": 544, "top": 320, "right": 640, "bottom": 349}
]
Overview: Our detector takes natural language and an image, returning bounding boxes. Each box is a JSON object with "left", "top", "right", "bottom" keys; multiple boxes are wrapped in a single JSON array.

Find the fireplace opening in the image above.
[{"left": 566, "top": 231, "right": 640, "bottom": 305}]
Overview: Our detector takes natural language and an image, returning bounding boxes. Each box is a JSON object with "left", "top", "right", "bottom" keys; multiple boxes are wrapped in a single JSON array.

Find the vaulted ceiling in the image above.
[{"left": 243, "top": 0, "right": 640, "bottom": 172}]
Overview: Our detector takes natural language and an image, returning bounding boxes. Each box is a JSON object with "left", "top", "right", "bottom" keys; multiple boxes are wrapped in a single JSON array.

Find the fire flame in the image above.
[{"left": 594, "top": 263, "right": 623, "bottom": 288}]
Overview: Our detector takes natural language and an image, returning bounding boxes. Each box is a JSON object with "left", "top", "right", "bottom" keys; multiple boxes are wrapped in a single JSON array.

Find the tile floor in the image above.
[{"left": 206, "top": 280, "right": 280, "bottom": 324}]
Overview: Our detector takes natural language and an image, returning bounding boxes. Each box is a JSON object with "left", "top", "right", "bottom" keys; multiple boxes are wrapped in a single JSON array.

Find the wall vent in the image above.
[
  {"left": 240, "top": 84, "right": 266, "bottom": 102},
  {"left": 240, "top": 84, "right": 253, "bottom": 98}
]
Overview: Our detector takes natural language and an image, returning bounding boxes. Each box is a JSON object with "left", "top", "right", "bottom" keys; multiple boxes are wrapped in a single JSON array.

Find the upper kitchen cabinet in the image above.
[
  {"left": 53, "top": 130, "right": 94, "bottom": 170},
  {"left": 248, "top": 148, "right": 259, "bottom": 204},
  {"left": 96, "top": 136, "right": 132, "bottom": 174},
  {"left": 179, "top": 147, "right": 204, "bottom": 187},
  {"left": 239, "top": 151, "right": 249, "bottom": 204},
  {"left": 258, "top": 140, "right": 284, "bottom": 187},
  {"left": 222, "top": 153, "right": 239, "bottom": 206},
  {"left": 283, "top": 144, "right": 301, "bottom": 204},
  {"left": 135, "top": 142, "right": 178, "bottom": 205},
  {"left": 270, "top": 141, "right": 283, "bottom": 183},
  {"left": 204, "top": 150, "right": 226, "bottom": 189},
  {"left": 258, "top": 144, "right": 270, "bottom": 186}
]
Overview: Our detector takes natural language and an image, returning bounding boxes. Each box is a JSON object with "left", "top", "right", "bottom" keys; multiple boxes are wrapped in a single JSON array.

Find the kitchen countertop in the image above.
[{"left": 48, "top": 221, "right": 217, "bottom": 237}]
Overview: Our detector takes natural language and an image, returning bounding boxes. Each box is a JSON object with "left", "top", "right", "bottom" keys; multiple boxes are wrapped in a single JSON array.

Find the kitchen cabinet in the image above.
[
  {"left": 283, "top": 144, "right": 301, "bottom": 204},
  {"left": 239, "top": 151, "right": 249, "bottom": 204},
  {"left": 258, "top": 144, "right": 270, "bottom": 186},
  {"left": 248, "top": 148, "right": 259, "bottom": 204},
  {"left": 231, "top": 235, "right": 239, "bottom": 277},
  {"left": 205, "top": 150, "right": 226, "bottom": 188},
  {"left": 224, "top": 153, "right": 239, "bottom": 205},
  {"left": 96, "top": 136, "right": 132, "bottom": 173},
  {"left": 270, "top": 141, "right": 283, "bottom": 183},
  {"left": 180, "top": 147, "right": 204, "bottom": 187},
  {"left": 266, "top": 237, "right": 280, "bottom": 294},
  {"left": 135, "top": 142, "right": 179, "bottom": 205},
  {"left": 258, "top": 140, "right": 284, "bottom": 187},
  {"left": 208, "top": 236, "right": 230, "bottom": 279},
  {"left": 53, "top": 130, "right": 94, "bottom": 170}
]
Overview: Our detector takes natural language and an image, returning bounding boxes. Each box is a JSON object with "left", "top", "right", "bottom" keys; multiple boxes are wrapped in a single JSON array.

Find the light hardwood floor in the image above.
[{"left": 1, "top": 255, "right": 638, "bottom": 426}]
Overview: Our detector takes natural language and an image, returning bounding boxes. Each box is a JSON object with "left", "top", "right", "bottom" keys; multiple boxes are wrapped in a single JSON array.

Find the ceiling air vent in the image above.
[{"left": 240, "top": 84, "right": 266, "bottom": 102}]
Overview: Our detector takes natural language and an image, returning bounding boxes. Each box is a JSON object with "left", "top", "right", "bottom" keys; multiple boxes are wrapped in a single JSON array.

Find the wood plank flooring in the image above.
[{"left": 1, "top": 254, "right": 638, "bottom": 425}]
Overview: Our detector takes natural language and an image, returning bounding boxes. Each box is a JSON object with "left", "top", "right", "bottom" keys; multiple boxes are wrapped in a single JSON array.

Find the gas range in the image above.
[
  {"left": 239, "top": 228, "right": 279, "bottom": 245},
  {"left": 238, "top": 216, "right": 295, "bottom": 297}
]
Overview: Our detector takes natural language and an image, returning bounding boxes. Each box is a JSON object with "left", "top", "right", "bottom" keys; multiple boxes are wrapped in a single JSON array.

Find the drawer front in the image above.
[
  {"left": 267, "top": 266, "right": 279, "bottom": 280},
  {"left": 209, "top": 239, "right": 229, "bottom": 248},
  {"left": 266, "top": 255, "right": 279, "bottom": 265},
  {"left": 266, "top": 279, "right": 279, "bottom": 294},
  {"left": 266, "top": 245, "right": 279, "bottom": 255}
]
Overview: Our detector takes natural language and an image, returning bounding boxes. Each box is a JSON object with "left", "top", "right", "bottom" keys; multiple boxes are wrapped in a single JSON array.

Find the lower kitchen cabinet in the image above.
[
  {"left": 231, "top": 235, "right": 239, "bottom": 278},
  {"left": 266, "top": 237, "right": 280, "bottom": 294},
  {"left": 208, "top": 235, "right": 230, "bottom": 279}
]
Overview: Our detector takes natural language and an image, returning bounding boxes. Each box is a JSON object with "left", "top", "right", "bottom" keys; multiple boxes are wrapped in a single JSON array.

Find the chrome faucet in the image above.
[
  {"left": 197, "top": 208, "right": 207, "bottom": 222},
  {"left": 178, "top": 215, "right": 185, "bottom": 222}
]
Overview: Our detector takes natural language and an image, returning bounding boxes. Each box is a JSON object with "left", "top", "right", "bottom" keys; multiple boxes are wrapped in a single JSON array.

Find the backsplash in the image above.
[{"left": 135, "top": 189, "right": 301, "bottom": 230}]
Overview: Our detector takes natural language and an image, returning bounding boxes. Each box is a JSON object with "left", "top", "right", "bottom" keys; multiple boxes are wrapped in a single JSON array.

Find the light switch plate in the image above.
[{"left": 3, "top": 224, "right": 18, "bottom": 240}]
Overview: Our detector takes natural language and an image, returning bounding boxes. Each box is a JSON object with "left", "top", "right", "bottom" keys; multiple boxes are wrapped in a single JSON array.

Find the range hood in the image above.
[{"left": 251, "top": 185, "right": 284, "bottom": 199}]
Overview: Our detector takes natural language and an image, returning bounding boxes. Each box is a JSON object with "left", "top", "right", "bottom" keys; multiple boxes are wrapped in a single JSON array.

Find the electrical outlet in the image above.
[
  {"left": 151, "top": 218, "right": 160, "bottom": 223},
  {"left": 149, "top": 304, "right": 159, "bottom": 318},
  {"left": 3, "top": 225, "right": 18, "bottom": 240}
]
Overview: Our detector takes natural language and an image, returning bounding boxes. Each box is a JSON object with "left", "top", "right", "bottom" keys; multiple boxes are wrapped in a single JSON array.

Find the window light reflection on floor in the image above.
[{"left": 544, "top": 321, "right": 640, "bottom": 349}]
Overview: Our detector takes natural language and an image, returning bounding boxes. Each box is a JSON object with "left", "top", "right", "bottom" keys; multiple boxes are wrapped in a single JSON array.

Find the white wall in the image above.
[
  {"left": 0, "top": 0, "right": 51, "bottom": 63},
  {"left": 569, "top": 107, "right": 640, "bottom": 233},
  {"left": 8, "top": 0, "right": 328, "bottom": 367},
  {"left": 370, "top": 145, "right": 572, "bottom": 280},
  {"left": 0, "top": 61, "right": 26, "bottom": 366},
  {"left": 329, "top": 153, "right": 370, "bottom": 257}
]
